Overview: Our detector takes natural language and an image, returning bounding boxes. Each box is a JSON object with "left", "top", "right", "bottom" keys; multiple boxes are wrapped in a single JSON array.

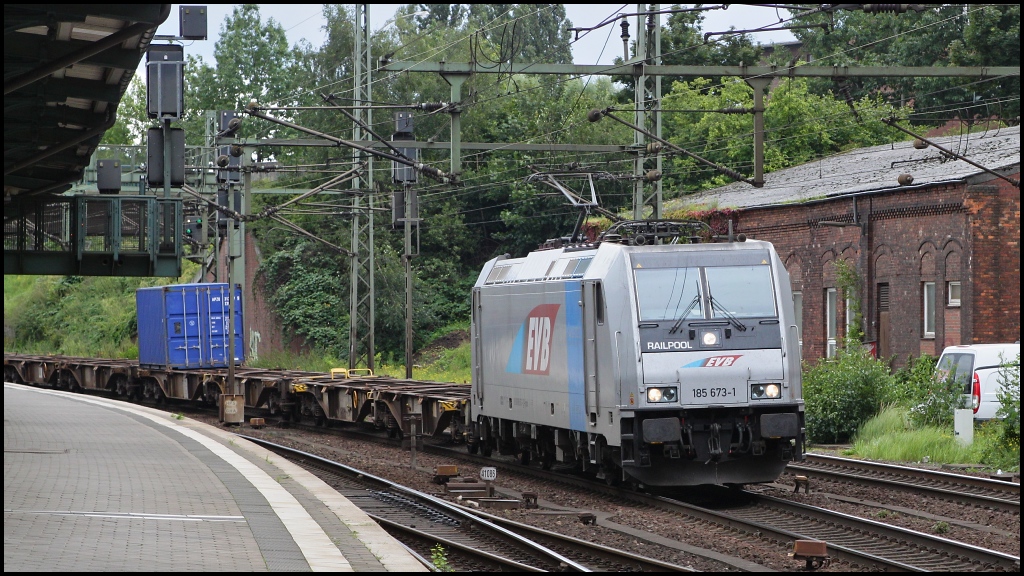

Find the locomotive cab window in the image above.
[
  {"left": 704, "top": 265, "right": 777, "bottom": 318},
  {"left": 634, "top": 267, "right": 702, "bottom": 321}
]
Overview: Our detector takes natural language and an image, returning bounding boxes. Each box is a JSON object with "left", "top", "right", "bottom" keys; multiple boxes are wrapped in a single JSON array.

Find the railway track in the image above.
[
  {"left": 8, "top": 357, "right": 1018, "bottom": 572},
  {"left": 248, "top": 423, "right": 1022, "bottom": 571},
  {"left": 416, "top": 442, "right": 1020, "bottom": 571},
  {"left": 785, "top": 453, "right": 1020, "bottom": 512},
  {"left": 674, "top": 492, "right": 1021, "bottom": 572},
  {"left": 242, "top": 435, "right": 694, "bottom": 572}
]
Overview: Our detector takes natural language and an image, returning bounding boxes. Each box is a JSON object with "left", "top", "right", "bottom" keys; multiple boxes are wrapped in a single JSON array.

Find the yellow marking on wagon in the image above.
[{"left": 331, "top": 367, "right": 375, "bottom": 379}]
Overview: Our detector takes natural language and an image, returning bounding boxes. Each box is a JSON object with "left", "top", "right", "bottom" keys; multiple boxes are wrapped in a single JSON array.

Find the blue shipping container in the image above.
[{"left": 136, "top": 282, "right": 244, "bottom": 369}]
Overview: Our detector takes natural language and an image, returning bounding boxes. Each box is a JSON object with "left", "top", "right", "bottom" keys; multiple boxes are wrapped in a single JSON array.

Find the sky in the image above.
[{"left": 151, "top": 4, "right": 798, "bottom": 67}]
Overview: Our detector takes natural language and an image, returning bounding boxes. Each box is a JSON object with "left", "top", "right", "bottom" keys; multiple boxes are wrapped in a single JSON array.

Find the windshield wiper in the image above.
[
  {"left": 669, "top": 286, "right": 702, "bottom": 334},
  {"left": 709, "top": 295, "right": 747, "bottom": 332}
]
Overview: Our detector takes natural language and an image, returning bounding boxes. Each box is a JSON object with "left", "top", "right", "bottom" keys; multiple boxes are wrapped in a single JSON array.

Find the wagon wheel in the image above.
[
  {"left": 313, "top": 404, "right": 327, "bottom": 427},
  {"left": 112, "top": 375, "right": 130, "bottom": 398}
]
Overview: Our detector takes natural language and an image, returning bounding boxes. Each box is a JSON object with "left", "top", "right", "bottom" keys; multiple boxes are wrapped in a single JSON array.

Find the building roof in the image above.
[
  {"left": 4, "top": 5, "right": 170, "bottom": 200},
  {"left": 680, "top": 124, "right": 1020, "bottom": 210}
]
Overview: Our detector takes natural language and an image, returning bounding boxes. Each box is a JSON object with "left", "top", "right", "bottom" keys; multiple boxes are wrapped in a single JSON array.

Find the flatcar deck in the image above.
[{"left": 4, "top": 354, "right": 470, "bottom": 440}]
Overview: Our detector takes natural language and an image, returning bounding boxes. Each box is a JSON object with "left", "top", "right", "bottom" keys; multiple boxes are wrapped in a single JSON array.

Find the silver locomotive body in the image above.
[{"left": 468, "top": 238, "right": 805, "bottom": 486}]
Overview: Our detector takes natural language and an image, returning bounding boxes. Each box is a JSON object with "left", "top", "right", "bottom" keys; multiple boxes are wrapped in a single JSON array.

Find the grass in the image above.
[
  {"left": 248, "top": 331, "right": 474, "bottom": 384},
  {"left": 4, "top": 261, "right": 198, "bottom": 358},
  {"left": 248, "top": 350, "right": 346, "bottom": 373},
  {"left": 847, "top": 405, "right": 1015, "bottom": 471},
  {"left": 376, "top": 343, "right": 472, "bottom": 383}
]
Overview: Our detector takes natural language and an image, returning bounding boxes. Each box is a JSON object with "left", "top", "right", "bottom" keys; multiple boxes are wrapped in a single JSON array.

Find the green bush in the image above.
[
  {"left": 803, "top": 346, "right": 892, "bottom": 443},
  {"left": 886, "top": 354, "right": 938, "bottom": 406},
  {"left": 907, "top": 368, "right": 964, "bottom": 429},
  {"left": 990, "top": 353, "right": 1021, "bottom": 467}
]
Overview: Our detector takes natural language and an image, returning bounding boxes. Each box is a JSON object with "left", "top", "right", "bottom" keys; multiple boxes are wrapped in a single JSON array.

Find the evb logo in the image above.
[{"left": 506, "top": 304, "right": 560, "bottom": 375}]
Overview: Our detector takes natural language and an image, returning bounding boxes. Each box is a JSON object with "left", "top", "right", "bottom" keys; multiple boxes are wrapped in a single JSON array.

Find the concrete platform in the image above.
[{"left": 3, "top": 383, "right": 429, "bottom": 572}]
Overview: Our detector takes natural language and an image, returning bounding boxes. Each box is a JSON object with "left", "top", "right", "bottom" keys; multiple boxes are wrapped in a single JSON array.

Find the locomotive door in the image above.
[
  {"left": 582, "top": 280, "right": 602, "bottom": 425},
  {"left": 471, "top": 288, "right": 483, "bottom": 405}
]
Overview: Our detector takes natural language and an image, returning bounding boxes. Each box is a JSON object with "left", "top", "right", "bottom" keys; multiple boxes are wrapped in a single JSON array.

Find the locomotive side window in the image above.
[
  {"left": 556, "top": 257, "right": 593, "bottom": 277},
  {"left": 485, "top": 263, "right": 521, "bottom": 284},
  {"left": 485, "top": 265, "right": 507, "bottom": 283},
  {"left": 634, "top": 267, "right": 702, "bottom": 321},
  {"left": 704, "top": 265, "right": 777, "bottom": 318},
  {"left": 574, "top": 257, "right": 593, "bottom": 275}
]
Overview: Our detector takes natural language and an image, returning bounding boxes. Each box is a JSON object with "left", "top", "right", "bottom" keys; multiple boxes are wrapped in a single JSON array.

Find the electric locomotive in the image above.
[{"left": 467, "top": 221, "right": 805, "bottom": 487}]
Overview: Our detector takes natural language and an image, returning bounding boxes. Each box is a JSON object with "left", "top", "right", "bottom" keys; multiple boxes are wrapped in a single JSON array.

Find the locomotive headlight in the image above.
[
  {"left": 751, "top": 383, "right": 782, "bottom": 399},
  {"left": 647, "top": 387, "right": 678, "bottom": 403},
  {"left": 700, "top": 329, "right": 721, "bottom": 347}
]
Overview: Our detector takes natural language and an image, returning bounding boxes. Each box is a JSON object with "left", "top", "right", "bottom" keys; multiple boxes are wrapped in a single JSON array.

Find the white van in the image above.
[{"left": 935, "top": 343, "right": 1020, "bottom": 420}]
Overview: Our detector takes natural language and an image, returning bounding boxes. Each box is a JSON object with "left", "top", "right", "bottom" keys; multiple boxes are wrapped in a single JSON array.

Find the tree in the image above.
[
  {"left": 102, "top": 75, "right": 149, "bottom": 146},
  {"left": 790, "top": 4, "right": 1020, "bottom": 126},
  {"left": 659, "top": 76, "right": 908, "bottom": 194},
  {"left": 414, "top": 4, "right": 467, "bottom": 29},
  {"left": 184, "top": 4, "right": 301, "bottom": 158},
  {"left": 466, "top": 4, "right": 573, "bottom": 64},
  {"left": 613, "top": 8, "right": 763, "bottom": 100}
]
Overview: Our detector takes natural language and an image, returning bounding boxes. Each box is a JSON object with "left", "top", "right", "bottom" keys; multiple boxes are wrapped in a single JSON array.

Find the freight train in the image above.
[
  {"left": 466, "top": 220, "right": 805, "bottom": 487},
  {"left": 4, "top": 219, "right": 804, "bottom": 488}
]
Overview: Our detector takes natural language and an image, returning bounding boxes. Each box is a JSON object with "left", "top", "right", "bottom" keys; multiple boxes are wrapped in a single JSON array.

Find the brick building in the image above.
[{"left": 682, "top": 125, "right": 1020, "bottom": 367}]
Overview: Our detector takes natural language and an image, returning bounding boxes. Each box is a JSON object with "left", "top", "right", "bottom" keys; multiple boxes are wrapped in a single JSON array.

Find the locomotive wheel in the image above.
[
  {"left": 481, "top": 445, "right": 493, "bottom": 457},
  {"left": 518, "top": 450, "right": 531, "bottom": 465},
  {"left": 625, "top": 475, "right": 643, "bottom": 492},
  {"left": 540, "top": 451, "right": 554, "bottom": 471},
  {"left": 468, "top": 443, "right": 479, "bottom": 455}
]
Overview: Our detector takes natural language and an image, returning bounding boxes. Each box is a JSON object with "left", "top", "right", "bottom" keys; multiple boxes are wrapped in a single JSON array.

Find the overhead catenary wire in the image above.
[{"left": 241, "top": 3, "right": 1015, "bottom": 233}]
